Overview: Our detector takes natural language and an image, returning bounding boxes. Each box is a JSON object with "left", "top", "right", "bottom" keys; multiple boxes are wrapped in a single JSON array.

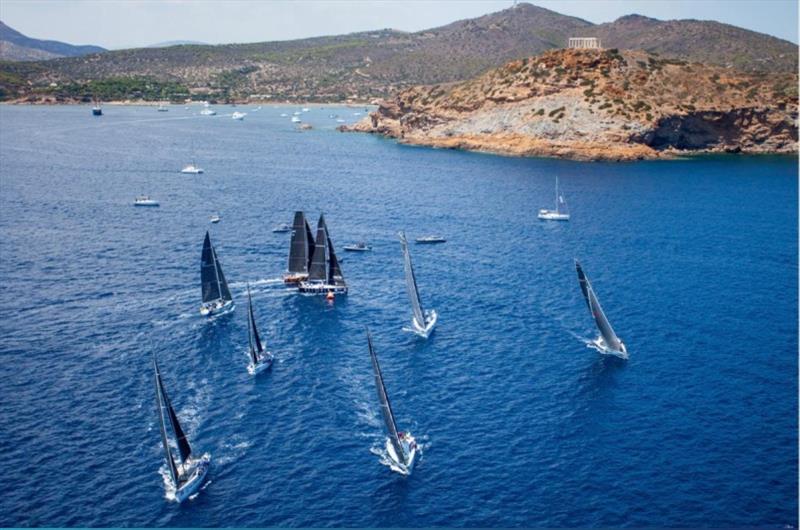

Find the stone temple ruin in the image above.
[{"left": 568, "top": 38, "right": 602, "bottom": 49}]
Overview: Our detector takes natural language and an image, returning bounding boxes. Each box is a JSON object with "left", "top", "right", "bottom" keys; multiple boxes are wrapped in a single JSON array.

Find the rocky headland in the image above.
[{"left": 342, "top": 48, "right": 798, "bottom": 161}]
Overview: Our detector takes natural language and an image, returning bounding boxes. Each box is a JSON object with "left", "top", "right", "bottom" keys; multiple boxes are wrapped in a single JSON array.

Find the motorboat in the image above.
[
  {"left": 291, "top": 116, "right": 301, "bottom": 123},
  {"left": 209, "top": 215, "right": 221, "bottom": 224},
  {"left": 272, "top": 223, "right": 292, "bottom": 233},
  {"left": 232, "top": 111, "right": 246, "bottom": 120},
  {"left": 181, "top": 164, "right": 204, "bottom": 174},
  {"left": 344, "top": 242, "right": 372, "bottom": 252},
  {"left": 415, "top": 235, "right": 446, "bottom": 244},
  {"left": 134, "top": 195, "right": 160, "bottom": 207}
]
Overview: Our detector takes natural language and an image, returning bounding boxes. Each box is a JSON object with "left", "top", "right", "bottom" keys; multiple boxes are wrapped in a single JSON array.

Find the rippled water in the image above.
[{"left": 0, "top": 105, "right": 796, "bottom": 527}]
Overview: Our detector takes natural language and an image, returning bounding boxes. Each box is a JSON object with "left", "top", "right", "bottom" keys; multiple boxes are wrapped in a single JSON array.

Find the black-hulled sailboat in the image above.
[
  {"left": 200, "top": 231, "right": 234, "bottom": 316},
  {"left": 153, "top": 356, "right": 210, "bottom": 502},
  {"left": 283, "top": 211, "right": 315, "bottom": 284},
  {"left": 367, "top": 328, "right": 418, "bottom": 475},
  {"left": 399, "top": 231, "right": 437, "bottom": 338},
  {"left": 245, "top": 283, "right": 273, "bottom": 375},
  {"left": 298, "top": 214, "right": 347, "bottom": 296},
  {"left": 575, "top": 260, "right": 627, "bottom": 358}
]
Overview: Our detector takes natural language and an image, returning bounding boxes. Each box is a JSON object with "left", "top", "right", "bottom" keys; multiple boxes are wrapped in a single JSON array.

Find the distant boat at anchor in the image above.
[
  {"left": 283, "top": 211, "right": 315, "bottom": 284},
  {"left": 153, "top": 355, "right": 211, "bottom": 502},
  {"left": 538, "top": 177, "right": 570, "bottom": 221},
  {"left": 200, "top": 231, "right": 234, "bottom": 316},
  {"left": 92, "top": 99, "right": 102, "bottom": 116},
  {"left": 134, "top": 195, "right": 159, "bottom": 207},
  {"left": 575, "top": 260, "right": 627, "bottom": 358},
  {"left": 232, "top": 111, "right": 246, "bottom": 120},
  {"left": 415, "top": 235, "right": 446, "bottom": 244},
  {"left": 245, "top": 284, "right": 273, "bottom": 375},
  {"left": 181, "top": 163, "right": 204, "bottom": 174},
  {"left": 298, "top": 214, "right": 347, "bottom": 296},
  {"left": 367, "top": 328, "right": 418, "bottom": 475},
  {"left": 399, "top": 231, "right": 437, "bottom": 338},
  {"left": 344, "top": 242, "right": 372, "bottom": 252}
]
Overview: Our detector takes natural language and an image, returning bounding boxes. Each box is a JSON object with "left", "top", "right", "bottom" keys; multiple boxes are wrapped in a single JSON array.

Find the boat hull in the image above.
[
  {"left": 297, "top": 281, "right": 348, "bottom": 295},
  {"left": 174, "top": 453, "right": 211, "bottom": 503},
  {"left": 134, "top": 201, "right": 159, "bottom": 207},
  {"left": 588, "top": 336, "right": 628, "bottom": 359},
  {"left": 384, "top": 435, "right": 418, "bottom": 476},
  {"left": 200, "top": 298, "right": 235, "bottom": 317},
  {"left": 403, "top": 309, "right": 437, "bottom": 338},
  {"left": 247, "top": 352, "right": 274, "bottom": 375},
  {"left": 415, "top": 238, "right": 446, "bottom": 244},
  {"left": 537, "top": 209, "right": 570, "bottom": 221},
  {"left": 181, "top": 168, "right": 204, "bottom": 174}
]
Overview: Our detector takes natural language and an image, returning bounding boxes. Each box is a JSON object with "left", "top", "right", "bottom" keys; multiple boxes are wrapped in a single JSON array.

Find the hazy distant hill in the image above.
[
  {"left": 0, "top": 3, "right": 796, "bottom": 102},
  {"left": 0, "top": 21, "right": 105, "bottom": 61},
  {"left": 146, "top": 40, "right": 207, "bottom": 48}
]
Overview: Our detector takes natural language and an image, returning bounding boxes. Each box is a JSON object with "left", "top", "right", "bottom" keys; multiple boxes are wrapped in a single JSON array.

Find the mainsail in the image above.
[
  {"left": 575, "top": 260, "right": 623, "bottom": 351},
  {"left": 367, "top": 329, "right": 406, "bottom": 463},
  {"left": 287, "top": 211, "right": 315, "bottom": 274},
  {"left": 201, "top": 232, "right": 232, "bottom": 303},
  {"left": 327, "top": 233, "right": 345, "bottom": 285},
  {"left": 307, "top": 215, "right": 329, "bottom": 281},
  {"left": 246, "top": 285, "right": 264, "bottom": 365},
  {"left": 154, "top": 357, "right": 192, "bottom": 485},
  {"left": 399, "top": 232, "right": 425, "bottom": 327}
]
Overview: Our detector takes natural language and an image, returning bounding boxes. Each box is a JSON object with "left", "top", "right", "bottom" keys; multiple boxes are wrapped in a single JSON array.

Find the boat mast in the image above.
[{"left": 246, "top": 285, "right": 257, "bottom": 364}]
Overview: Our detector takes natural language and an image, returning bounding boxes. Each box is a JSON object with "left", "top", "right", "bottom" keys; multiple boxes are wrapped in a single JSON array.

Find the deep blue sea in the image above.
[{"left": 0, "top": 104, "right": 796, "bottom": 527}]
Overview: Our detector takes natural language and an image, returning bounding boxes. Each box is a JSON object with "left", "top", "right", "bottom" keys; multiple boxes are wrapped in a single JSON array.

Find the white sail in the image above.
[{"left": 399, "top": 232, "right": 425, "bottom": 328}]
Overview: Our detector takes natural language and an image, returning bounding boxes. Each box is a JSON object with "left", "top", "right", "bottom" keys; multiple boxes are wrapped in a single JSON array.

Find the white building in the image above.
[{"left": 568, "top": 38, "right": 602, "bottom": 49}]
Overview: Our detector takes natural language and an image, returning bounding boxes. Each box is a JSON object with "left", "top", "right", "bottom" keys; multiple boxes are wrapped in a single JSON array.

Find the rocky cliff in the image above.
[{"left": 342, "top": 48, "right": 798, "bottom": 161}]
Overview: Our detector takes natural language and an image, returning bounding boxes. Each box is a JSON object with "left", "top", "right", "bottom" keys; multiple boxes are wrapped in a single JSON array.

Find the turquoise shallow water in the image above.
[{"left": 0, "top": 104, "right": 796, "bottom": 527}]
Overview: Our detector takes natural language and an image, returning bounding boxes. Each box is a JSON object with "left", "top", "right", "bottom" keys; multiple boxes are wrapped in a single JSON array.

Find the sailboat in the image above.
[
  {"left": 367, "top": 328, "right": 418, "bottom": 475},
  {"left": 92, "top": 98, "right": 102, "bottom": 116},
  {"left": 575, "top": 260, "right": 627, "bottom": 358},
  {"left": 399, "top": 231, "right": 437, "bottom": 338},
  {"left": 538, "top": 177, "right": 570, "bottom": 221},
  {"left": 283, "top": 211, "right": 315, "bottom": 284},
  {"left": 200, "top": 231, "right": 234, "bottom": 316},
  {"left": 298, "top": 214, "right": 347, "bottom": 295},
  {"left": 245, "top": 284, "right": 273, "bottom": 375},
  {"left": 153, "top": 356, "right": 211, "bottom": 502}
]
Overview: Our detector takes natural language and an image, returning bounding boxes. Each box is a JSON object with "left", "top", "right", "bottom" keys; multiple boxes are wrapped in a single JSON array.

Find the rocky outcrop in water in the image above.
[{"left": 342, "top": 48, "right": 798, "bottom": 161}]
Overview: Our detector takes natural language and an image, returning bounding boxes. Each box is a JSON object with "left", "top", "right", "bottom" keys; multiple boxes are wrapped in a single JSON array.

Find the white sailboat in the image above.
[
  {"left": 575, "top": 260, "right": 627, "bottom": 358},
  {"left": 399, "top": 231, "right": 437, "bottom": 338},
  {"left": 245, "top": 284, "right": 273, "bottom": 375},
  {"left": 367, "top": 329, "right": 418, "bottom": 475},
  {"left": 200, "top": 102, "right": 216, "bottom": 116},
  {"left": 538, "top": 177, "right": 570, "bottom": 221},
  {"left": 200, "top": 231, "right": 234, "bottom": 316},
  {"left": 153, "top": 356, "right": 211, "bottom": 502}
]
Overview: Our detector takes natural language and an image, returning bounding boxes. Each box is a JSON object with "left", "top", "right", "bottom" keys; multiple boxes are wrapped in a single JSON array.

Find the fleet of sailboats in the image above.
[
  {"left": 367, "top": 328, "right": 418, "bottom": 475},
  {"left": 298, "top": 214, "right": 347, "bottom": 296},
  {"left": 575, "top": 260, "right": 627, "bottom": 358},
  {"left": 153, "top": 356, "right": 211, "bottom": 502},
  {"left": 200, "top": 231, "right": 234, "bottom": 316},
  {"left": 399, "top": 231, "right": 437, "bottom": 338},
  {"left": 245, "top": 284, "right": 273, "bottom": 374}
]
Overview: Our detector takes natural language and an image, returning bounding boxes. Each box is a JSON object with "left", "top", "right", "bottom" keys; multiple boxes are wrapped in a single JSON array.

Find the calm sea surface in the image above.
[{"left": 0, "top": 105, "right": 796, "bottom": 527}]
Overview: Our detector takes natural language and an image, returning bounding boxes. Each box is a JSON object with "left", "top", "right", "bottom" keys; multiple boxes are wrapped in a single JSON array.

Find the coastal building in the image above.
[{"left": 568, "top": 37, "right": 602, "bottom": 49}]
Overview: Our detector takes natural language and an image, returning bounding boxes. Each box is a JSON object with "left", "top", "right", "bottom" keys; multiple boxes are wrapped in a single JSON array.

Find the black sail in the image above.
[
  {"left": 163, "top": 378, "right": 192, "bottom": 464},
  {"left": 288, "top": 211, "right": 314, "bottom": 274},
  {"left": 575, "top": 260, "right": 623, "bottom": 351},
  {"left": 201, "top": 232, "right": 221, "bottom": 302},
  {"left": 367, "top": 329, "right": 406, "bottom": 463},
  {"left": 214, "top": 245, "right": 233, "bottom": 301},
  {"left": 247, "top": 286, "right": 264, "bottom": 364},
  {"left": 154, "top": 358, "right": 179, "bottom": 486},
  {"left": 307, "top": 214, "right": 329, "bottom": 281},
  {"left": 327, "top": 234, "right": 345, "bottom": 285}
]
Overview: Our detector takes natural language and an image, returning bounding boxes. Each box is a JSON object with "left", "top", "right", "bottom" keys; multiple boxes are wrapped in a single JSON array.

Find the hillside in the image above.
[
  {"left": 343, "top": 48, "right": 798, "bottom": 161},
  {"left": 0, "top": 3, "right": 796, "bottom": 103},
  {"left": 0, "top": 21, "right": 105, "bottom": 61}
]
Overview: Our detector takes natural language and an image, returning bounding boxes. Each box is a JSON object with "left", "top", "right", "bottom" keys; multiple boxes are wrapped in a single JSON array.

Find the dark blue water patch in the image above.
[{"left": 0, "top": 104, "right": 796, "bottom": 527}]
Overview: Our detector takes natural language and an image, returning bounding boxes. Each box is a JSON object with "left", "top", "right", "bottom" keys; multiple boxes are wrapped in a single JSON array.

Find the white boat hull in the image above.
[
  {"left": 384, "top": 434, "right": 418, "bottom": 476},
  {"left": 174, "top": 453, "right": 211, "bottom": 503},
  {"left": 588, "top": 336, "right": 628, "bottom": 359},
  {"left": 538, "top": 209, "right": 570, "bottom": 221},
  {"left": 134, "top": 200, "right": 159, "bottom": 207},
  {"left": 297, "top": 281, "right": 348, "bottom": 295},
  {"left": 247, "top": 352, "right": 274, "bottom": 375},
  {"left": 200, "top": 298, "right": 234, "bottom": 317},
  {"left": 403, "top": 309, "right": 437, "bottom": 338},
  {"left": 181, "top": 167, "right": 204, "bottom": 174}
]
